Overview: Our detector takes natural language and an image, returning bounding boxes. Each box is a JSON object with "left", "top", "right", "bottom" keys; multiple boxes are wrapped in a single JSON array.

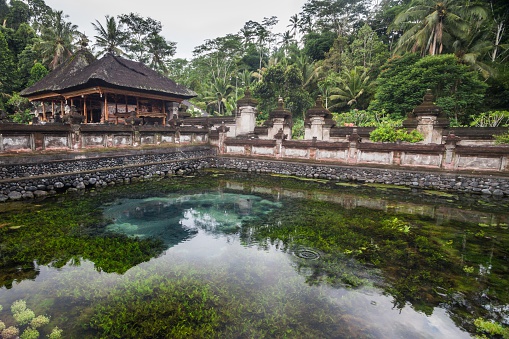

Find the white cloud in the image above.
[{"left": 44, "top": 0, "right": 307, "bottom": 59}]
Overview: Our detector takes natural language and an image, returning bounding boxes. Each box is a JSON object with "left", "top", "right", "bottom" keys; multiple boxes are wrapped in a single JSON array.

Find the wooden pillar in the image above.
[
  {"left": 51, "top": 101, "right": 55, "bottom": 121},
  {"left": 60, "top": 100, "right": 64, "bottom": 116},
  {"left": 42, "top": 102, "right": 46, "bottom": 121},
  {"left": 114, "top": 95, "right": 118, "bottom": 124},
  {"left": 104, "top": 93, "right": 109, "bottom": 123},
  {"left": 162, "top": 100, "right": 166, "bottom": 126},
  {"left": 83, "top": 96, "right": 88, "bottom": 124},
  {"left": 125, "top": 95, "right": 128, "bottom": 114}
]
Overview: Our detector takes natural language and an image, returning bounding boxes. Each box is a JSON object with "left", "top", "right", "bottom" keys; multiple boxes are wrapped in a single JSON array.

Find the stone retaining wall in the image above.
[
  {"left": 214, "top": 157, "right": 509, "bottom": 197},
  {"left": 2, "top": 147, "right": 509, "bottom": 203},
  {"left": 0, "top": 146, "right": 216, "bottom": 202}
]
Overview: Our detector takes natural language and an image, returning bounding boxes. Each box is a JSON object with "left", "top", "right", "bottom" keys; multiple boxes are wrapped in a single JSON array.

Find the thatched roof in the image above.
[
  {"left": 21, "top": 50, "right": 196, "bottom": 100},
  {"left": 20, "top": 49, "right": 96, "bottom": 97}
]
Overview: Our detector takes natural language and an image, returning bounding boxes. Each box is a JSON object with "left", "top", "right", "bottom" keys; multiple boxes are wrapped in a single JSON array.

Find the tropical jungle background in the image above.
[{"left": 0, "top": 0, "right": 508, "bottom": 135}]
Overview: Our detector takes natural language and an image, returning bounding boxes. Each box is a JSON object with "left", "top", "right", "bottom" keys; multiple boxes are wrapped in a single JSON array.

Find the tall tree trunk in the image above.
[{"left": 492, "top": 22, "right": 504, "bottom": 62}]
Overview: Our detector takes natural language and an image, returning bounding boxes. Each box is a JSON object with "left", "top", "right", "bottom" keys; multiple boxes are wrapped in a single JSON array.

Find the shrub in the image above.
[
  {"left": 370, "top": 125, "right": 423, "bottom": 143},
  {"left": 471, "top": 110, "right": 509, "bottom": 127},
  {"left": 494, "top": 131, "right": 509, "bottom": 144}
]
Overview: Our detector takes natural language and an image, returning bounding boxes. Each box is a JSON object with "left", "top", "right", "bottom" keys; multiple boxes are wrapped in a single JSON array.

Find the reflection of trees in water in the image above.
[
  {"left": 238, "top": 197, "right": 509, "bottom": 333},
  {"left": 0, "top": 263, "right": 39, "bottom": 289}
]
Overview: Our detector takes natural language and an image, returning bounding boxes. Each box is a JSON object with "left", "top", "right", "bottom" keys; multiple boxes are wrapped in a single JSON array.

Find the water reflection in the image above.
[
  {"left": 0, "top": 173, "right": 507, "bottom": 338},
  {"left": 103, "top": 192, "right": 282, "bottom": 247}
]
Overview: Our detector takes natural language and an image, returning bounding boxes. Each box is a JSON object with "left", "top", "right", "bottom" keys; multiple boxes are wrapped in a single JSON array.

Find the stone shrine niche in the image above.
[
  {"left": 304, "top": 96, "right": 335, "bottom": 141},
  {"left": 403, "top": 89, "right": 450, "bottom": 144}
]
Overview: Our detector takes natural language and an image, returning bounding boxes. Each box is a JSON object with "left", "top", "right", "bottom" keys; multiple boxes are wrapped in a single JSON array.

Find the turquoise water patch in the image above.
[{"left": 103, "top": 192, "right": 282, "bottom": 247}]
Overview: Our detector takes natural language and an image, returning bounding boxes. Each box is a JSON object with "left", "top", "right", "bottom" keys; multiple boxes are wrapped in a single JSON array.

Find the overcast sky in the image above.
[{"left": 44, "top": 0, "right": 308, "bottom": 60}]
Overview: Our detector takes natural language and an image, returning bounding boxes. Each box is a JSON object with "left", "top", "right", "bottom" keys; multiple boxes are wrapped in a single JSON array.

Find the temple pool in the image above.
[{"left": 0, "top": 171, "right": 508, "bottom": 338}]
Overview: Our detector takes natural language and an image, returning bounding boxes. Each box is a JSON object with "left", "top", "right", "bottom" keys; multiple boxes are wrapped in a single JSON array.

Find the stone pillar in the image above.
[
  {"left": 235, "top": 88, "right": 258, "bottom": 137},
  {"left": 133, "top": 126, "right": 141, "bottom": 146},
  {"left": 269, "top": 118, "right": 285, "bottom": 139},
  {"left": 274, "top": 128, "right": 287, "bottom": 159},
  {"left": 217, "top": 123, "right": 230, "bottom": 154},
  {"left": 309, "top": 116, "right": 324, "bottom": 141},
  {"left": 403, "top": 89, "right": 449, "bottom": 144},
  {"left": 347, "top": 129, "right": 361, "bottom": 164},
  {"left": 71, "top": 125, "right": 81, "bottom": 150},
  {"left": 443, "top": 132, "right": 460, "bottom": 170},
  {"left": 416, "top": 115, "right": 436, "bottom": 144},
  {"left": 268, "top": 98, "right": 293, "bottom": 140},
  {"left": 237, "top": 105, "right": 257, "bottom": 135},
  {"left": 304, "top": 96, "right": 335, "bottom": 141}
]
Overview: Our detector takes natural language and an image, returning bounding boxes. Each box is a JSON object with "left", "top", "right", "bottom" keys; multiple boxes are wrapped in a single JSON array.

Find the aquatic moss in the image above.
[{"left": 1, "top": 170, "right": 508, "bottom": 337}]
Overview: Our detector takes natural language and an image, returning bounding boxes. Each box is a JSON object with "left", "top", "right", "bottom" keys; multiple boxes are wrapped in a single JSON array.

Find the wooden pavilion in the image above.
[{"left": 20, "top": 49, "right": 196, "bottom": 125}]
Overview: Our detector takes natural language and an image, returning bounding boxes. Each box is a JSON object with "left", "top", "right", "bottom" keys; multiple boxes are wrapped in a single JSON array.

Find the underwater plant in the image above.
[{"left": 0, "top": 300, "right": 62, "bottom": 339}]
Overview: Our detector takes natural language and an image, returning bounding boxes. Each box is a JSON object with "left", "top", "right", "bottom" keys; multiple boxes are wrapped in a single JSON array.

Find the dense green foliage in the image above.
[
  {"left": 369, "top": 53, "right": 488, "bottom": 123},
  {"left": 369, "top": 124, "right": 424, "bottom": 142},
  {"left": 0, "top": 0, "right": 508, "bottom": 125}
]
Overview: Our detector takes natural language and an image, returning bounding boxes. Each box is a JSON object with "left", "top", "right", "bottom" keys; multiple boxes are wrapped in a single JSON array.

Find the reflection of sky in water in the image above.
[
  {"left": 0, "top": 191, "right": 472, "bottom": 338},
  {"left": 103, "top": 192, "right": 282, "bottom": 248},
  {"left": 99, "top": 192, "right": 470, "bottom": 338}
]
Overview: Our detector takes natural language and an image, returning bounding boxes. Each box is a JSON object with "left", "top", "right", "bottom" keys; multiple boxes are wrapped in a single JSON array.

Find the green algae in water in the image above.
[{"left": 0, "top": 171, "right": 508, "bottom": 338}]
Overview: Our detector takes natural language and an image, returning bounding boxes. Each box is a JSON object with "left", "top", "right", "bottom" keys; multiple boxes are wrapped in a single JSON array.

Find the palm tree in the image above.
[
  {"left": 318, "top": 72, "right": 340, "bottom": 109},
  {"left": 453, "top": 29, "right": 494, "bottom": 78},
  {"left": 392, "top": 0, "right": 488, "bottom": 56},
  {"left": 239, "top": 27, "right": 254, "bottom": 47},
  {"left": 293, "top": 54, "right": 318, "bottom": 89},
  {"left": 280, "top": 31, "right": 294, "bottom": 56},
  {"left": 288, "top": 14, "right": 299, "bottom": 39},
  {"left": 330, "top": 67, "right": 372, "bottom": 109},
  {"left": 92, "top": 15, "right": 126, "bottom": 57},
  {"left": 35, "top": 11, "right": 78, "bottom": 70},
  {"left": 298, "top": 13, "right": 313, "bottom": 35},
  {"left": 238, "top": 69, "right": 256, "bottom": 88},
  {"left": 145, "top": 34, "right": 176, "bottom": 74}
]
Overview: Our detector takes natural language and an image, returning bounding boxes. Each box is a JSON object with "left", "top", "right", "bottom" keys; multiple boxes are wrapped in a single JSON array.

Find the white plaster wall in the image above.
[
  {"left": 457, "top": 156, "right": 502, "bottom": 170},
  {"left": 457, "top": 140, "right": 496, "bottom": 146},
  {"left": 317, "top": 149, "right": 347, "bottom": 160},
  {"left": 82, "top": 135, "right": 104, "bottom": 147},
  {"left": 226, "top": 146, "right": 245, "bottom": 154},
  {"left": 284, "top": 148, "right": 309, "bottom": 158},
  {"left": 358, "top": 151, "right": 392, "bottom": 164},
  {"left": 252, "top": 147, "right": 275, "bottom": 155},
  {"left": 160, "top": 135, "right": 174, "bottom": 143},
  {"left": 112, "top": 135, "right": 132, "bottom": 146},
  {"left": 2, "top": 136, "right": 31, "bottom": 151},
  {"left": 401, "top": 153, "right": 442, "bottom": 167},
  {"left": 180, "top": 135, "right": 192, "bottom": 143},
  {"left": 141, "top": 135, "right": 156, "bottom": 144}
]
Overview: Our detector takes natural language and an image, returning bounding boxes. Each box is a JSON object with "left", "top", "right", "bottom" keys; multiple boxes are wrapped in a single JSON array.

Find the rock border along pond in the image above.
[{"left": 1, "top": 146, "right": 509, "bottom": 202}]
